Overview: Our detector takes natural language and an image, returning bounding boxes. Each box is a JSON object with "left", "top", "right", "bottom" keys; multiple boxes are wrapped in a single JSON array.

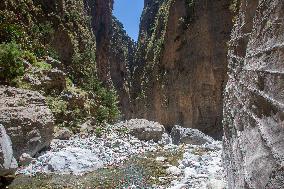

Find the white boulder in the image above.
[{"left": 0, "top": 125, "right": 18, "bottom": 176}]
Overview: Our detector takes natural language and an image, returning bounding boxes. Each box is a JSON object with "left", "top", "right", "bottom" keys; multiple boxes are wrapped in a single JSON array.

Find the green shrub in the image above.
[
  {"left": 33, "top": 61, "right": 52, "bottom": 70},
  {"left": 96, "top": 105, "right": 110, "bottom": 123},
  {"left": 94, "top": 85, "right": 120, "bottom": 123},
  {"left": 0, "top": 42, "right": 54, "bottom": 83},
  {"left": 46, "top": 96, "right": 68, "bottom": 115},
  {"left": 0, "top": 42, "right": 24, "bottom": 82},
  {"left": 22, "top": 51, "right": 37, "bottom": 65},
  {"left": 95, "top": 126, "right": 103, "bottom": 137},
  {"left": 0, "top": 23, "right": 24, "bottom": 43}
]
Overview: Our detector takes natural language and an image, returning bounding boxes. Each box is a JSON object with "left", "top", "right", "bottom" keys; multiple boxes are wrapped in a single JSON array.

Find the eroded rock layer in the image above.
[{"left": 223, "top": 0, "right": 284, "bottom": 188}]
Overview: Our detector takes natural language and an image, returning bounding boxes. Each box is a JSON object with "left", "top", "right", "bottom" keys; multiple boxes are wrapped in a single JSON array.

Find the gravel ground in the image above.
[{"left": 16, "top": 119, "right": 226, "bottom": 189}]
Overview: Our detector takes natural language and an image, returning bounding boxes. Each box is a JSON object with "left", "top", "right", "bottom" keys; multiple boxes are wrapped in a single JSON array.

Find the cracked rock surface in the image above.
[{"left": 223, "top": 0, "right": 284, "bottom": 188}]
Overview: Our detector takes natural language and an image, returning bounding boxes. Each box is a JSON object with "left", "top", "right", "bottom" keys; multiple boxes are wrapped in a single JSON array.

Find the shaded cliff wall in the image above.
[
  {"left": 90, "top": 0, "right": 113, "bottom": 86},
  {"left": 110, "top": 17, "right": 136, "bottom": 118},
  {"left": 85, "top": 0, "right": 136, "bottom": 117},
  {"left": 130, "top": 0, "right": 233, "bottom": 139},
  {"left": 223, "top": 0, "right": 284, "bottom": 188},
  {"left": 128, "top": 0, "right": 164, "bottom": 114}
]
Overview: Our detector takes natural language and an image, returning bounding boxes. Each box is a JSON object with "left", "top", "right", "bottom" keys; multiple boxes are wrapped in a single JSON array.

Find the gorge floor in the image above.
[{"left": 8, "top": 119, "right": 225, "bottom": 189}]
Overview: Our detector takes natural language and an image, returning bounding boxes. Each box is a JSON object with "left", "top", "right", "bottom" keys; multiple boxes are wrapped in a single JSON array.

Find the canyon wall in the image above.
[
  {"left": 86, "top": 0, "right": 114, "bottom": 86},
  {"left": 110, "top": 17, "right": 136, "bottom": 118},
  {"left": 130, "top": 0, "right": 233, "bottom": 139},
  {"left": 223, "top": 0, "right": 284, "bottom": 188}
]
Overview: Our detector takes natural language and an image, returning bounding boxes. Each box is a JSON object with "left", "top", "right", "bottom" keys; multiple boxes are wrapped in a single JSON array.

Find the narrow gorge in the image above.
[{"left": 0, "top": 0, "right": 283, "bottom": 188}]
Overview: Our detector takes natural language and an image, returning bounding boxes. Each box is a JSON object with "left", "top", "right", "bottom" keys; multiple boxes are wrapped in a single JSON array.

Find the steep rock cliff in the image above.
[
  {"left": 131, "top": 0, "right": 233, "bottom": 139},
  {"left": 0, "top": 0, "right": 99, "bottom": 87},
  {"left": 85, "top": 0, "right": 114, "bottom": 86},
  {"left": 223, "top": 0, "right": 284, "bottom": 188},
  {"left": 110, "top": 17, "right": 136, "bottom": 118},
  {"left": 129, "top": 0, "right": 164, "bottom": 112}
]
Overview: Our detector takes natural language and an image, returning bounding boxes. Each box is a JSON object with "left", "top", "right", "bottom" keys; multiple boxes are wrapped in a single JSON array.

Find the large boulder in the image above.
[
  {"left": 54, "top": 127, "right": 73, "bottom": 140},
  {"left": 0, "top": 86, "right": 54, "bottom": 159},
  {"left": 23, "top": 68, "right": 67, "bottom": 94},
  {"left": 40, "top": 68, "right": 67, "bottom": 93},
  {"left": 223, "top": 0, "right": 284, "bottom": 188},
  {"left": 46, "top": 148, "right": 103, "bottom": 175},
  {"left": 0, "top": 125, "right": 18, "bottom": 176},
  {"left": 120, "top": 119, "right": 165, "bottom": 142},
  {"left": 171, "top": 125, "right": 214, "bottom": 145}
]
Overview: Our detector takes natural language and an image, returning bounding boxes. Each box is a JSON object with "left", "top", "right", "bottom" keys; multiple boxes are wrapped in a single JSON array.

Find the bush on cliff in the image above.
[
  {"left": 0, "top": 42, "right": 53, "bottom": 84},
  {"left": 0, "top": 42, "right": 24, "bottom": 82}
]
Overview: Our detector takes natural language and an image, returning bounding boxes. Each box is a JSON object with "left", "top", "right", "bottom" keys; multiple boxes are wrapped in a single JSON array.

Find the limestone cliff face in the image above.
[
  {"left": 131, "top": 0, "right": 233, "bottom": 139},
  {"left": 129, "top": 0, "right": 165, "bottom": 116},
  {"left": 86, "top": 0, "right": 114, "bottom": 86},
  {"left": 223, "top": 0, "right": 284, "bottom": 188},
  {"left": 110, "top": 17, "right": 136, "bottom": 118},
  {"left": 0, "top": 0, "right": 115, "bottom": 89},
  {"left": 35, "top": 0, "right": 98, "bottom": 87}
]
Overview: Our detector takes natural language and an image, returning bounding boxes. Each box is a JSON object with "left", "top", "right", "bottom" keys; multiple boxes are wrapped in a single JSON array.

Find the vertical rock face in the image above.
[
  {"left": 223, "top": 0, "right": 284, "bottom": 188},
  {"left": 131, "top": 0, "right": 233, "bottom": 139},
  {"left": 87, "top": 0, "right": 114, "bottom": 86},
  {"left": 34, "top": 0, "right": 98, "bottom": 87},
  {"left": 110, "top": 17, "right": 136, "bottom": 118},
  {"left": 129, "top": 0, "right": 166, "bottom": 116}
]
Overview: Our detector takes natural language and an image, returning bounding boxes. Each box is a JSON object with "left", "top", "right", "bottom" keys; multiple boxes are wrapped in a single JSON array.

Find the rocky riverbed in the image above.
[{"left": 9, "top": 119, "right": 226, "bottom": 189}]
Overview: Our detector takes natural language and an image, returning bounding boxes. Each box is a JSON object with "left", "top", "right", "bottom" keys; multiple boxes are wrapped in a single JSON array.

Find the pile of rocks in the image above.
[
  {"left": 16, "top": 121, "right": 160, "bottom": 175},
  {"left": 166, "top": 142, "right": 225, "bottom": 189},
  {"left": 15, "top": 119, "right": 226, "bottom": 188},
  {"left": 116, "top": 119, "right": 166, "bottom": 142}
]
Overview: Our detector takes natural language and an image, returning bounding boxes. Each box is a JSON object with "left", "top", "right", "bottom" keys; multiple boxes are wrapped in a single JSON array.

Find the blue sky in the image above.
[{"left": 113, "top": 0, "right": 144, "bottom": 41}]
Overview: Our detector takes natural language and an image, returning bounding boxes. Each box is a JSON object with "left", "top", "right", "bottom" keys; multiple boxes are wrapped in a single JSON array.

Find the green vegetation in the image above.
[
  {"left": 96, "top": 87, "right": 120, "bottom": 123},
  {"left": 0, "top": 42, "right": 24, "bottom": 82},
  {"left": 0, "top": 0, "right": 120, "bottom": 129},
  {"left": 0, "top": 1, "right": 55, "bottom": 58},
  {"left": 229, "top": 0, "right": 240, "bottom": 23},
  {"left": 32, "top": 61, "right": 52, "bottom": 70},
  {"left": 46, "top": 97, "right": 68, "bottom": 118},
  {"left": 45, "top": 81, "right": 120, "bottom": 132},
  {"left": 94, "top": 126, "right": 104, "bottom": 137},
  {"left": 0, "top": 42, "right": 51, "bottom": 83}
]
